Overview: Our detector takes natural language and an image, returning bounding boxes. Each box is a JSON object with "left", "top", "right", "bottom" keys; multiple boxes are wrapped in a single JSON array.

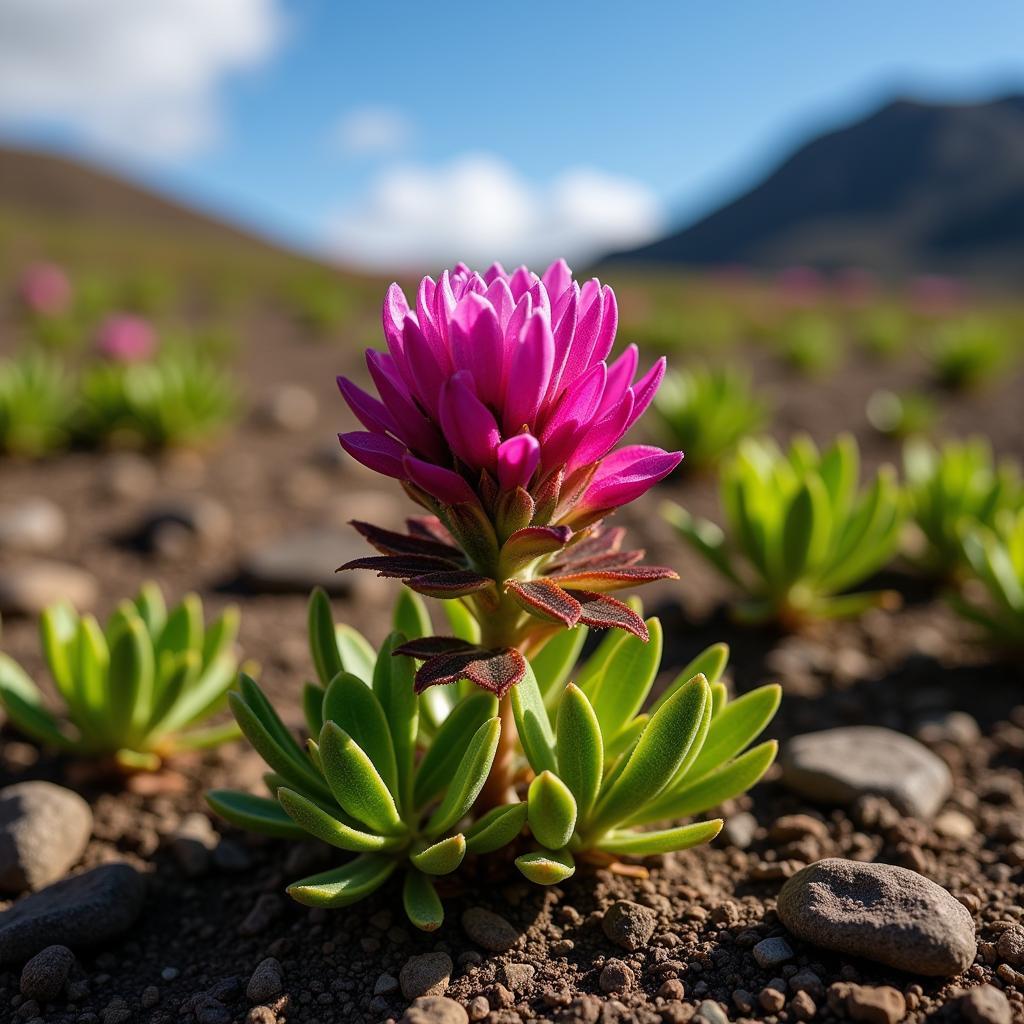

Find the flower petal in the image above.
[
  {"left": 403, "top": 454, "right": 477, "bottom": 505},
  {"left": 337, "top": 376, "right": 397, "bottom": 435},
  {"left": 438, "top": 371, "right": 501, "bottom": 470},
  {"left": 496, "top": 434, "right": 540, "bottom": 491},
  {"left": 503, "top": 311, "right": 554, "bottom": 435},
  {"left": 338, "top": 431, "right": 407, "bottom": 478},
  {"left": 450, "top": 293, "right": 504, "bottom": 409}
]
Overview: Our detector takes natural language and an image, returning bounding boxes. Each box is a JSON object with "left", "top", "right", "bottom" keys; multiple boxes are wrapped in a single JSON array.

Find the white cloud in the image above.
[
  {"left": 334, "top": 106, "right": 413, "bottom": 157},
  {"left": 327, "top": 154, "right": 665, "bottom": 270},
  {"left": 0, "top": 0, "right": 283, "bottom": 159}
]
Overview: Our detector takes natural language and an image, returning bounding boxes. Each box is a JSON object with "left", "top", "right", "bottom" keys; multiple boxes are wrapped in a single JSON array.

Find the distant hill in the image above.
[{"left": 611, "top": 96, "right": 1024, "bottom": 280}]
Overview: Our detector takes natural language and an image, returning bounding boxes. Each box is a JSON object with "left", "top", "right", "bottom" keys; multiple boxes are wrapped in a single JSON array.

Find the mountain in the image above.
[{"left": 611, "top": 95, "right": 1024, "bottom": 280}]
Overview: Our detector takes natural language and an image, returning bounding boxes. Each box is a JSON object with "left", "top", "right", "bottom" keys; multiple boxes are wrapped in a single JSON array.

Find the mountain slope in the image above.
[{"left": 613, "top": 96, "right": 1024, "bottom": 279}]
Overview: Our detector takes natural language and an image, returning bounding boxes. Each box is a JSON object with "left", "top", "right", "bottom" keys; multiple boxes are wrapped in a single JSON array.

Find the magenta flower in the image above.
[
  {"left": 337, "top": 260, "right": 682, "bottom": 697},
  {"left": 97, "top": 314, "right": 157, "bottom": 363},
  {"left": 19, "top": 262, "right": 71, "bottom": 317}
]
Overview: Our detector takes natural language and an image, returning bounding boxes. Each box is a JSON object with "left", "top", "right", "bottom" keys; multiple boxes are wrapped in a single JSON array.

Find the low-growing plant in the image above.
[
  {"left": 0, "top": 583, "right": 241, "bottom": 770},
  {"left": 856, "top": 305, "right": 910, "bottom": 360},
  {"left": 665, "top": 434, "right": 904, "bottom": 626},
  {"left": 208, "top": 590, "right": 525, "bottom": 929},
  {"left": 78, "top": 348, "right": 239, "bottom": 449},
  {"left": 652, "top": 365, "right": 770, "bottom": 474},
  {"left": 928, "top": 318, "right": 1010, "bottom": 391},
  {"left": 904, "top": 438, "right": 1022, "bottom": 580},
  {"left": 513, "top": 622, "right": 779, "bottom": 881},
  {"left": 0, "top": 351, "right": 74, "bottom": 457},
  {"left": 950, "top": 510, "right": 1024, "bottom": 647},
  {"left": 778, "top": 313, "right": 842, "bottom": 376},
  {"left": 866, "top": 389, "right": 938, "bottom": 440}
]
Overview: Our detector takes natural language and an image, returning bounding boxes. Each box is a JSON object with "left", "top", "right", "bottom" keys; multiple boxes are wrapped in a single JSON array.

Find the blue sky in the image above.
[{"left": 2, "top": 0, "right": 1024, "bottom": 267}]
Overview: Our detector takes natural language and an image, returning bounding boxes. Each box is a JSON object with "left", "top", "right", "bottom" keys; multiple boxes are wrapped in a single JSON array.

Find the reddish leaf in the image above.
[
  {"left": 350, "top": 520, "right": 461, "bottom": 562},
  {"left": 407, "top": 516, "right": 456, "bottom": 545},
  {"left": 532, "top": 468, "right": 563, "bottom": 525},
  {"left": 573, "top": 591, "right": 649, "bottom": 640},
  {"left": 552, "top": 549, "right": 645, "bottom": 574},
  {"left": 407, "top": 570, "right": 495, "bottom": 598},
  {"left": 495, "top": 486, "right": 535, "bottom": 539},
  {"left": 338, "top": 554, "right": 456, "bottom": 577},
  {"left": 506, "top": 579, "right": 582, "bottom": 627},
  {"left": 394, "top": 636, "right": 476, "bottom": 659},
  {"left": 444, "top": 502, "right": 500, "bottom": 570},
  {"left": 552, "top": 565, "right": 679, "bottom": 592},
  {"left": 549, "top": 526, "right": 626, "bottom": 568},
  {"left": 414, "top": 646, "right": 526, "bottom": 698}
]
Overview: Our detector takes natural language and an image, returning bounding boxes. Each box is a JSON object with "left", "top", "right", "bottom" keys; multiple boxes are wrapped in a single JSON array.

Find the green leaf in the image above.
[
  {"left": 528, "top": 771, "right": 577, "bottom": 850},
  {"left": 425, "top": 717, "right": 501, "bottom": 837},
  {"left": 651, "top": 643, "right": 728, "bottom": 720},
  {"left": 202, "top": 605, "right": 240, "bottom": 667},
  {"left": 410, "top": 833, "right": 467, "bottom": 875},
  {"left": 322, "top": 672, "right": 398, "bottom": 796},
  {"left": 511, "top": 661, "right": 556, "bottom": 774},
  {"left": 108, "top": 612, "right": 155, "bottom": 744},
  {"left": 373, "top": 632, "right": 418, "bottom": 813},
  {"left": 39, "top": 601, "right": 78, "bottom": 710},
  {"left": 319, "top": 721, "right": 404, "bottom": 835},
  {"left": 414, "top": 691, "right": 497, "bottom": 809},
  {"left": 302, "top": 681, "right": 325, "bottom": 736},
  {"left": 442, "top": 599, "right": 481, "bottom": 644},
  {"left": 684, "top": 684, "right": 780, "bottom": 784},
  {"left": 133, "top": 581, "right": 167, "bottom": 636},
  {"left": 663, "top": 503, "right": 740, "bottom": 584},
  {"left": 335, "top": 624, "right": 376, "bottom": 683},
  {"left": 69, "top": 614, "right": 110, "bottom": 744},
  {"left": 0, "top": 653, "right": 73, "bottom": 749},
  {"left": 205, "top": 789, "right": 307, "bottom": 838},
  {"left": 587, "top": 674, "right": 710, "bottom": 836},
  {"left": 464, "top": 802, "right": 528, "bottom": 854},
  {"left": 532, "top": 625, "right": 588, "bottom": 712},
  {"left": 604, "top": 715, "right": 646, "bottom": 761},
  {"left": 287, "top": 854, "right": 397, "bottom": 908},
  {"left": 598, "top": 819, "right": 723, "bottom": 856},
  {"left": 403, "top": 870, "right": 444, "bottom": 931},
  {"left": 144, "top": 649, "right": 200, "bottom": 737},
  {"left": 555, "top": 684, "right": 603, "bottom": 821},
  {"left": 278, "top": 787, "right": 403, "bottom": 852},
  {"left": 157, "top": 594, "right": 203, "bottom": 668},
  {"left": 153, "top": 651, "right": 236, "bottom": 734},
  {"left": 779, "top": 474, "right": 830, "bottom": 585},
  {"left": 308, "top": 587, "right": 343, "bottom": 687},
  {"left": 393, "top": 589, "right": 432, "bottom": 640},
  {"left": 169, "top": 720, "right": 241, "bottom": 751},
  {"left": 515, "top": 847, "right": 575, "bottom": 884}
]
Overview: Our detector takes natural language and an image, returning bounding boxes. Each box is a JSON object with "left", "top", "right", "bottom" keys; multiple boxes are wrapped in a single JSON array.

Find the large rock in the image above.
[
  {"left": 0, "top": 863, "right": 145, "bottom": 962},
  {"left": 0, "top": 561, "right": 97, "bottom": 615},
  {"left": 241, "top": 529, "right": 366, "bottom": 596},
  {"left": 0, "top": 499, "right": 66, "bottom": 553},
  {"left": 780, "top": 726, "right": 952, "bottom": 818},
  {"left": 0, "top": 782, "right": 93, "bottom": 893},
  {"left": 777, "top": 858, "right": 976, "bottom": 977}
]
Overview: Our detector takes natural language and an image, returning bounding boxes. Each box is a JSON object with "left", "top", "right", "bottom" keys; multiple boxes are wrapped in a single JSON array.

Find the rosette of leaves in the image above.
[
  {"left": 340, "top": 516, "right": 674, "bottom": 699},
  {"left": 928, "top": 318, "right": 1010, "bottom": 392},
  {"left": 651, "top": 365, "right": 770, "bottom": 474},
  {"left": 950, "top": 509, "right": 1024, "bottom": 647},
  {"left": 666, "top": 434, "right": 904, "bottom": 626},
  {"left": 208, "top": 591, "right": 525, "bottom": 929},
  {"left": 904, "top": 438, "right": 1022, "bottom": 580},
  {"left": 0, "top": 583, "right": 241, "bottom": 770},
  {"left": 778, "top": 313, "right": 841, "bottom": 376},
  {"left": 0, "top": 351, "right": 74, "bottom": 456},
  {"left": 510, "top": 629, "right": 779, "bottom": 882}
]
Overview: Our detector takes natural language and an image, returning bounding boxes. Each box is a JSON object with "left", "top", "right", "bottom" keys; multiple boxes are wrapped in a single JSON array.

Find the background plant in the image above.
[
  {"left": 666, "top": 433, "right": 904, "bottom": 625},
  {"left": 866, "top": 389, "right": 939, "bottom": 440},
  {"left": 0, "top": 351, "right": 74, "bottom": 456},
  {"left": 0, "top": 583, "right": 241, "bottom": 770},
  {"left": 208, "top": 590, "right": 525, "bottom": 930},
  {"left": 903, "top": 437, "right": 1022, "bottom": 579},
  {"left": 651, "top": 365, "right": 770, "bottom": 474},
  {"left": 928, "top": 317, "right": 1010, "bottom": 391}
]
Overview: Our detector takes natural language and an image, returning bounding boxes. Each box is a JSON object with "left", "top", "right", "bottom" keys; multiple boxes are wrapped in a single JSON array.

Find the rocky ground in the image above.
[{"left": 1, "top": 307, "right": 1023, "bottom": 1023}]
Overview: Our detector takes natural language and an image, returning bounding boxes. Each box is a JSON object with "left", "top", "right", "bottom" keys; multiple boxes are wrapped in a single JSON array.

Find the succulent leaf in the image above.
[
  {"left": 527, "top": 771, "right": 577, "bottom": 850},
  {"left": 515, "top": 847, "right": 575, "bottom": 884},
  {"left": 463, "top": 802, "right": 528, "bottom": 854}
]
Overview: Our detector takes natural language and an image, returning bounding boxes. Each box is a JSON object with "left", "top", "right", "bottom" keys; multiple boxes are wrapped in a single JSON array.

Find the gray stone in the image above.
[
  {"left": 780, "top": 726, "right": 952, "bottom": 819},
  {"left": 139, "top": 497, "right": 232, "bottom": 554},
  {"left": 0, "top": 562, "right": 97, "bottom": 616},
  {"left": 500, "top": 962, "right": 535, "bottom": 993},
  {"left": 245, "top": 957, "right": 282, "bottom": 1003},
  {"left": 602, "top": 900, "right": 657, "bottom": 951},
  {"left": 777, "top": 858, "right": 976, "bottom": 976},
  {"left": 0, "top": 863, "right": 145, "bottom": 963},
  {"left": 693, "top": 1000, "right": 729, "bottom": 1024},
  {"left": 0, "top": 499, "right": 65, "bottom": 553},
  {"left": 257, "top": 384, "right": 318, "bottom": 433},
  {"left": 20, "top": 944, "right": 75, "bottom": 1001},
  {"left": 0, "top": 782, "right": 93, "bottom": 893},
  {"left": 461, "top": 907, "right": 519, "bottom": 953},
  {"left": 400, "top": 952, "right": 452, "bottom": 1000},
  {"left": 752, "top": 936, "right": 794, "bottom": 968},
  {"left": 242, "top": 529, "right": 366, "bottom": 596},
  {"left": 400, "top": 996, "right": 468, "bottom": 1024},
  {"left": 374, "top": 972, "right": 399, "bottom": 996},
  {"left": 722, "top": 811, "right": 757, "bottom": 849},
  {"left": 956, "top": 984, "right": 1012, "bottom": 1024}
]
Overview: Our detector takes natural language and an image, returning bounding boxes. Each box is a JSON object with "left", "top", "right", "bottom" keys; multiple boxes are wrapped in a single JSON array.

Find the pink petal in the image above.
[
  {"left": 339, "top": 431, "right": 407, "bottom": 478},
  {"left": 400, "top": 316, "right": 447, "bottom": 418},
  {"left": 508, "top": 266, "right": 535, "bottom": 300},
  {"left": 403, "top": 455, "right": 477, "bottom": 505},
  {"left": 337, "top": 376, "right": 397, "bottom": 435},
  {"left": 483, "top": 261, "right": 508, "bottom": 284},
  {"left": 497, "top": 434, "right": 541, "bottom": 491},
  {"left": 367, "top": 351, "right": 447, "bottom": 462},
  {"left": 450, "top": 293, "right": 504, "bottom": 409},
  {"left": 542, "top": 258, "right": 573, "bottom": 302},
  {"left": 438, "top": 371, "right": 501, "bottom": 470},
  {"left": 580, "top": 446, "right": 683, "bottom": 511},
  {"left": 598, "top": 344, "right": 639, "bottom": 418},
  {"left": 485, "top": 277, "right": 515, "bottom": 331},
  {"left": 503, "top": 311, "right": 554, "bottom": 435},
  {"left": 592, "top": 285, "right": 618, "bottom": 363},
  {"left": 382, "top": 283, "right": 409, "bottom": 360},
  {"left": 624, "top": 357, "right": 667, "bottom": 431},
  {"left": 566, "top": 389, "right": 635, "bottom": 474},
  {"left": 557, "top": 279, "right": 604, "bottom": 387}
]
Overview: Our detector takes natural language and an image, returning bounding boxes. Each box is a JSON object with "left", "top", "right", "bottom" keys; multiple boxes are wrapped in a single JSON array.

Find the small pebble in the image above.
[
  {"left": 956, "top": 984, "right": 1012, "bottom": 1024},
  {"left": 461, "top": 907, "right": 519, "bottom": 953},
  {"left": 752, "top": 936, "right": 794, "bottom": 968},
  {"left": 400, "top": 995, "right": 468, "bottom": 1024},
  {"left": 20, "top": 944, "right": 75, "bottom": 1002},
  {"left": 602, "top": 900, "right": 657, "bottom": 951},
  {"left": 400, "top": 952, "right": 452, "bottom": 1000},
  {"left": 246, "top": 957, "right": 283, "bottom": 1003},
  {"left": 599, "top": 959, "right": 634, "bottom": 993}
]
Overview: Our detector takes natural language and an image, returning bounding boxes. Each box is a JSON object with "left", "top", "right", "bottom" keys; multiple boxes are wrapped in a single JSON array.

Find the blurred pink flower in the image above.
[
  {"left": 97, "top": 314, "right": 157, "bottom": 363},
  {"left": 18, "top": 262, "right": 72, "bottom": 317},
  {"left": 338, "top": 259, "right": 681, "bottom": 526},
  {"left": 776, "top": 265, "right": 825, "bottom": 308},
  {"left": 910, "top": 274, "right": 965, "bottom": 316}
]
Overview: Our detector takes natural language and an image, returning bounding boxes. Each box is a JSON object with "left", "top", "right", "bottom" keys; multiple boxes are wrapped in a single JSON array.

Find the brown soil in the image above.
[{"left": 1, "top": 306, "right": 1024, "bottom": 1023}]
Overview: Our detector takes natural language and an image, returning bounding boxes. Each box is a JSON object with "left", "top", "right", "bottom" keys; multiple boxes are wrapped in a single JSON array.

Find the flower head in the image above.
[
  {"left": 337, "top": 260, "right": 682, "bottom": 696},
  {"left": 19, "top": 262, "right": 71, "bottom": 317},
  {"left": 97, "top": 314, "right": 157, "bottom": 363}
]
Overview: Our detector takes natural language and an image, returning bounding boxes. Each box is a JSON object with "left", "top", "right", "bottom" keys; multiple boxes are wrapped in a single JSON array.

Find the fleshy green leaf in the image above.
[
  {"left": 511, "top": 661, "right": 556, "bottom": 774},
  {"left": 108, "top": 611, "right": 155, "bottom": 744},
  {"left": 464, "top": 802, "right": 528, "bottom": 854},
  {"left": 0, "top": 653, "right": 73, "bottom": 749},
  {"left": 424, "top": 716, "right": 501, "bottom": 837},
  {"left": 403, "top": 870, "right": 444, "bottom": 931},
  {"left": 410, "top": 833, "right": 467, "bottom": 875},
  {"left": 597, "top": 819, "right": 723, "bottom": 856},
  {"left": 393, "top": 589, "right": 432, "bottom": 640},
  {"left": 373, "top": 632, "right": 418, "bottom": 813},
  {"left": 650, "top": 643, "right": 729, "bottom": 715},
  {"left": 205, "top": 789, "right": 307, "bottom": 838},
  {"left": 302, "top": 681, "right": 325, "bottom": 737},
  {"left": 528, "top": 771, "right": 577, "bottom": 850},
  {"left": 515, "top": 847, "right": 575, "bottom": 884},
  {"left": 287, "top": 854, "right": 397, "bottom": 908},
  {"left": 555, "top": 684, "right": 603, "bottom": 821},
  {"left": 202, "top": 605, "right": 240, "bottom": 667},
  {"left": 133, "top": 581, "right": 167, "bottom": 636},
  {"left": 442, "top": 598, "right": 481, "bottom": 644},
  {"left": 531, "top": 625, "right": 588, "bottom": 712},
  {"left": 308, "top": 587, "right": 343, "bottom": 687},
  {"left": 322, "top": 672, "right": 398, "bottom": 797},
  {"left": 278, "top": 786, "right": 402, "bottom": 852},
  {"left": 336, "top": 624, "right": 377, "bottom": 683},
  {"left": 319, "top": 722, "right": 404, "bottom": 835}
]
